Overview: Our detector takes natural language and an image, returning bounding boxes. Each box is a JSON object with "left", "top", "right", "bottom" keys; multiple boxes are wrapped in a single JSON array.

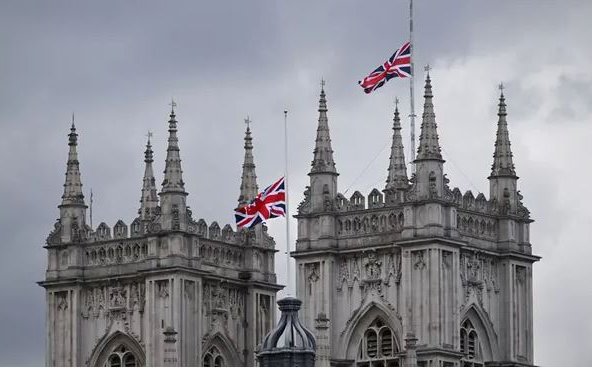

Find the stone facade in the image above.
[
  {"left": 293, "top": 77, "right": 540, "bottom": 366},
  {"left": 40, "top": 110, "right": 280, "bottom": 366}
]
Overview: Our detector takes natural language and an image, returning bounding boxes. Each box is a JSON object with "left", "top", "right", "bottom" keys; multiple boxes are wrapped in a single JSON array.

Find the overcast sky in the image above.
[{"left": 1, "top": 0, "right": 591, "bottom": 366}]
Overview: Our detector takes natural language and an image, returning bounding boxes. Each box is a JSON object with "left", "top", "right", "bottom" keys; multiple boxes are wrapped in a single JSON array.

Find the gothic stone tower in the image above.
[
  {"left": 293, "top": 77, "right": 539, "bottom": 366},
  {"left": 40, "top": 109, "right": 280, "bottom": 366}
]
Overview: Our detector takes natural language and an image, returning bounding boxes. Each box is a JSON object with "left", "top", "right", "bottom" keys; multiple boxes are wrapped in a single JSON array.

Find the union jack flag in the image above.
[
  {"left": 358, "top": 41, "right": 412, "bottom": 94},
  {"left": 235, "top": 177, "right": 286, "bottom": 229}
]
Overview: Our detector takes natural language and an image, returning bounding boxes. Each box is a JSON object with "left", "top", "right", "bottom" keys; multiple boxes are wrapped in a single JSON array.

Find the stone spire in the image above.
[
  {"left": 310, "top": 81, "right": 337, "bottom": 175},
  {"left": 61, "top": 118, "right": 86, "bottom": 207},
  {"left": 56, "top": 116, "right": 87, "bottom": 243},
  {"left": 237, "top": 117, "right": 258, "bottom": 208},
  {"left": 159, "top": 102, "right": 188, "bottom": 231},
  {"left": 385, "top": 100, "right": 408, "bottom": 190},
  {"left": 307, "top": 81, "right": 339, "bottom": 213},
  {"left": 489, "top": 86, "right": 517, "bottom": 179},
  {"left": 161, "top": 102, "right": 186, "bottom": 194},
  {"left": 139, "top": 133, "right": 159, "bottom": 220},
  {"left": 415, "top": 69, "right": 443, "bottom": 162},
  {"left": 488, "top": 85, "right": 519, "bottom": 214},
  {"left": 411, "top": 69, "right": 446, "bottom": 201}
]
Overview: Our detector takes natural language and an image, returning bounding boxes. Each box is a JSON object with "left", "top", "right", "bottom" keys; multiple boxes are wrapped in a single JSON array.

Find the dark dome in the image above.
[{"left": 260, "top": 297, "right": 316, "bottom": 352}]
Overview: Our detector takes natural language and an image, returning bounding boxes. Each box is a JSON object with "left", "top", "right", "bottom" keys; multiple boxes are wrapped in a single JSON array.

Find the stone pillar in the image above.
[
  {"left": 314, "top": 312, "right": 330, "bottom": 367},
  {"left": 258, "top": 297, "right": 316, "bottom": 367},
  {"left": 404, "top": 332, "right": 418, "bottom": 367},
  {"left": 163, "top": 326, "right": 178, "bottom": 366}
]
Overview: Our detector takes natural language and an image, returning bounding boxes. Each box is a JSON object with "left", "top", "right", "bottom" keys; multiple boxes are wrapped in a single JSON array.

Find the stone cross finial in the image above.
[
  {"left": 244, "top": 116, "right": 251, "bottom": 129},
  {"left": 424, "top": 64, "right": 431, "bottom": 73},
  {"left": 395, "top": 97, "right": 400, "bottom": 109},
  {"left": 146, "top": 131, "right": 153, "bottom": 143},
  {"left": 169, "top": 99, "right": 177, "bottom": 112},
  {"left": 498, "top": 82, "right": 505, "bottom": 95},
  {"left": 320, "top": 78, "right": 326, "bottom": 90}
]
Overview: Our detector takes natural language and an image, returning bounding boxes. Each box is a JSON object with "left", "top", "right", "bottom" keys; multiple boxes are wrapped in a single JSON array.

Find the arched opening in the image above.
[
  {"left": 200, "top": 333, "right": 240, "bottom": 367},
  {"left": 105, "top": 344, "right": 138, "bottom": 367},
  {"left": 203, "top": 345, "right": 225, "bottom": 367},
  {"left": 355, "top": 318, "right": 400, "bottom": 367},
  {"left": 460, "top": 319, "right": 483, "bottom": 366},
  {"left": 89, "top": 331, "right": 145, "bottom": 367}
]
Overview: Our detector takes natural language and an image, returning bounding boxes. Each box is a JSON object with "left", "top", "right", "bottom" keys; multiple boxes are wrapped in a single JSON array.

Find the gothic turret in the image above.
[
  {"left": 308, "top": 82, "right": 338, "bottom": 212},
  {"left": 488, "top": 87, "right": 519, "bottom": 213},
  {"left": 58, "top": 117, "right": 88, "bottom": 242},
  {"left": 237, "top": 118, "right": 258, "bottom": 208},
  {"left": 416, "top": 71, "right": 443, "bottom": 162},
  {"left": 384, "top": 101, "right": 409, "bottom": 196},
  {"left": 159, "top": 103, "right": 188, "bottom": 231},
  {"left": 139, "top": 134, "right": 159, "bottom": 222},
  {"left": 413, "top": 70, "right": 445, "bottom": 199}
]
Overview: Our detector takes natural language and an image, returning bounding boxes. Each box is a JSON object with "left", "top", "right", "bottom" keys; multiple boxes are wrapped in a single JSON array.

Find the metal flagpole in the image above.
[
  {"left": 283, "top": 109, "right": 292, "bottom": 296},
  {"left": 90, "top": 188, "right": 93, "bottom": 229},
  {"left": 409, "top": 0, "right": 416, "bottom": 173}
]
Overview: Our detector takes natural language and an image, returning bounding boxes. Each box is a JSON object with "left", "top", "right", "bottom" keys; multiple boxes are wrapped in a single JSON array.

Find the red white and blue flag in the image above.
[
  {"left": 235, "top": 176, "right": 286, "bottom": 229},
  {"left": 358, "top": 41, "right": 412, "bottom": 94}
]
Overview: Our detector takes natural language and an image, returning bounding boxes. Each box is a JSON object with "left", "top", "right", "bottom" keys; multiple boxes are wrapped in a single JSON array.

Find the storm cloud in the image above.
[{"left": 0, "top": 0, "right": 591, "bottom": 365}]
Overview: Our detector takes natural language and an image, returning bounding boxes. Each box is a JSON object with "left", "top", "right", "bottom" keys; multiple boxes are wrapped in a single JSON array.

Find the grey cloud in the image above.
[{"left": 0, "top": 0, "right": 591, "bottom": 366}]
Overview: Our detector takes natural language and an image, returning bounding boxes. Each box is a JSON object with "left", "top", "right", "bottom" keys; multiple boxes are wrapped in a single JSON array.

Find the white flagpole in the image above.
[
  {"left": 283, "top": 109, "right": 292, "bottom": 296},
  {"left": 409, "top": 0, "right": 416, "bottom": 173}
]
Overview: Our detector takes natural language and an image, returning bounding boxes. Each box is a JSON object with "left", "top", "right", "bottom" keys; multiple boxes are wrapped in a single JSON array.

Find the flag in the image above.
[
  {"left": 235, "top": 177, "right": 286, "bottom": 229},
  {"left": 358, "top": 41, "right": 412, "bottom": 94}
]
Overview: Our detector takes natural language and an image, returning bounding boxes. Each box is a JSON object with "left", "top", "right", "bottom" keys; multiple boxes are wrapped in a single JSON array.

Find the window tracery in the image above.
[
  {"left": 356, "top": 318, "right": 400, "bottom": 367},
  {"left": 104, "top": 344, "right": 138, "bottom": 367},
  {"left": 203, "top": 345, "right": 225, "bottom": 367},
  {"left": 460, "top": 319, "right": 483, "bottom": 367}
]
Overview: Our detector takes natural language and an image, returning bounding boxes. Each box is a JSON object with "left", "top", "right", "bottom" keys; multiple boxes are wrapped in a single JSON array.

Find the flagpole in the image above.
[
  {"left": 409, "top": 0, "right": 416, "bottom": 173},
  {"left": 283, "top": 109, "right": 292, "bottom": 297},
  {"left": 90, "top": 188, "right": 93, "bottom": 229}
]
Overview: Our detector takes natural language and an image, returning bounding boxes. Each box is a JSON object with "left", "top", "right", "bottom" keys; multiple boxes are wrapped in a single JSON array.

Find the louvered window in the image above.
[
  {"left": 356, "top": 318, "right": 399, "bottom": 366},
  {"left": 460, "top": 319, "right": 483, "bottom": 366}
]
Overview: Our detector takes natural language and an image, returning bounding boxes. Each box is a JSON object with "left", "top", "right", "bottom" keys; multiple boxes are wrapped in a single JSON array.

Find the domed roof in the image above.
[{"left": 260, "top": 297, "right": 316, "bottom": 352}]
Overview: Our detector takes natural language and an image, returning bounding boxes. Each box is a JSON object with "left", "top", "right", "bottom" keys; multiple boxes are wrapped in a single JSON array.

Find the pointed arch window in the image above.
[
  {"left": 203, "top": 345, "right": 225, "bottom": 367},
  {"left": 356, "top": 318, "right": 400, "bottom": 367},
  {"left": 460, "top": 319, "right": 483, "bottom": 367},
  {"left": 104, "top": 344, "right": 138, "bottom": 367}
]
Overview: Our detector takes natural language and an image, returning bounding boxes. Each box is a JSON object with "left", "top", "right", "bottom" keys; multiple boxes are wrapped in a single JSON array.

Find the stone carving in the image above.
[
  {"left": 109, "top": 283, "right": 127, "bottom": 310},
  {"left": 81, "top": 281, "right": 145, "bottom": 320},
  {"left": 57, "top": 292, "right": 68, "bottom": 311},
  {"left": 338, "top": 209, "right": 404, "bottom": 237},
  {"left": 297, "top": 186, "right": 311, "bottom": 214},
  {"left": 171, "top": 204, "right": 180, "bottom": 231},
  {"left": 212, "top": 284, "right": 227, "bottom": 310},
  {"left": 364, "top": 252, "right": 382, "bottom": 280},
  {"left": 442, "top": 250, "right": 452, "bottom": 270},
  {"left": 351, "top": 256, "right": 361, "bottom": 285},
  {"left": 203, "top": 281, "right": 246, "bottom": 334},
  {"left": 429, "top": 171, "right": 438, "bottom": 198},
  {"left": 413, "top": 250, "right": 426, "bottom": 270},
  {"left": 459, "top": 251, "right": 500, "bottom": 310},
  {"left": 516, "top": 266, "right": 526, "bottom": 284},
  {"left": 306, "top": 263, "right": 320, "bottom": 293},
  {"left": 336, "top": 258, "right": 350, "bottom": 291},
  {"left": 86, "top": 242, "right": 148, "bottom": 266},
  {"left": 46, "top": 221, "right": 62, "bottom": 245},
  {"left": 323, "top": 184, "right": 333, "bottom": 211},
  {"left": 71, "top": 220, "right": 82, "bottom": 242},
  {"left": 457, "top": 212, "right": 497, "bottom": 239},
  {"left": 158, "top": 280, "right": 169, "bottom": 300},
  {"left": 384, "top": 252, "right": 402, "bottom": 286},
  {"left": 443, "top": 174, "right": 454, "bottom": 202}
]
